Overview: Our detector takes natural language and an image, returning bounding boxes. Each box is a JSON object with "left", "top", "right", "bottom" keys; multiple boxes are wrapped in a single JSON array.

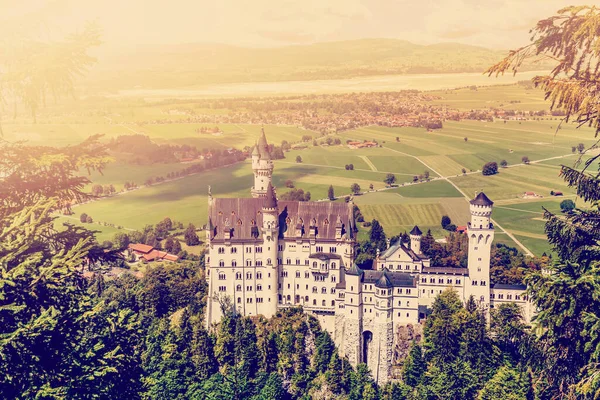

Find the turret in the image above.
[
  {"left": 409, "top": 225, "right": 422, "bottom": 255},
  {"left": 343, "top": 263, "right": 363, "bottom": 365},
  {"left": 251, "top": 129, "right": 274, "bottom": 198},
  {"left": 262, "top": 183, "right": 279, "bottom": 316}
]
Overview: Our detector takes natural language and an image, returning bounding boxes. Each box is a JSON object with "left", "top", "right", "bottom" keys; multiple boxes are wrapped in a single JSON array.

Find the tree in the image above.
[
  {"left": 500, "top": 159, "right": 508, "bottom": 168},
  {"left": 80, "top": 213, "right": 89, "bottom": 223},
  {"left": 285, "top": 179, "right": 294, "bottom": 188},
  {"left": 424, "top": 171, "right": 430, "bottom": 180},
  {"left": 113, "top": 232, "right": 130, "bottom": 251},
  {"left": 184, "top": 224, "right": 200, "bottom": 246},
  {"left": 577, "top": 143, "right": 585, "bottom": 153},
  {"left": 572, "top": 146, "right": 577, "bottom": 153},
  {"left": 482, "top": 162, "right": 498, "bottom": 176},
  {"left": 423, "top": 289, "right": 463, "bottom": 363},
  {"left": 559, "top": 199, "right": 575, "bottom": 213},
  {"left": 350, "top": 183, "right": 361, "bottom": 195},
  {"left": 464, "top": 137, "right": 468, "bottom": 142},
  {"left": 461, "top": 168, "right": 467, "bottom": 175},
  {"left": 369, "top": 219, "right": 387, "bottom": 252},
  {"left": 521, "top": 156, "right": 530, "bottom": 164},
  {"left": 92, "top": 184, "right": 104, "bottom": 197},
  {"left": 296, "top": 155, "right": 302, "bottom": 163},
  {"left": 328, "top": 185, "right": 335, "bottom": 201},
  {"left": 403, "top": 343, "right": 425, "bottom": 387},
  {"left": 384, "top": 173, "right": 397, "bottom": 186},
  {"left": 441, "top": 215, "right": 452, "bottom": 229},
  {"left": 164, "top": 237, "right": 176, "bottom": 253},
  {"left": 478, "top": 365, "right": 529, "bottom": 400}
]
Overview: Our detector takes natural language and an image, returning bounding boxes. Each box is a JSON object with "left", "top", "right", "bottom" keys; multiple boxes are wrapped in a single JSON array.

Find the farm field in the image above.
[{"left": 56, "top": 108, "right": 598, "bottom": 257}]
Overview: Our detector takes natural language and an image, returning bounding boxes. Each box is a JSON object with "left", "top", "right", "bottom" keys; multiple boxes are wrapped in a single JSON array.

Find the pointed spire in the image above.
[
  {"left": 410, "top": 225, "right": 422, "bottom": 236},
  {"left": 347, "top": 263, "right": 363, "bottom": 276},
  {"left": 264, "top": 182, "right": 277, "bottom": 209},
  {"left": 470, "top": 191, "right": 493, "bottom": 206},
  {"left": 375, "top": 270, "right": 393, "bottom": 288}
]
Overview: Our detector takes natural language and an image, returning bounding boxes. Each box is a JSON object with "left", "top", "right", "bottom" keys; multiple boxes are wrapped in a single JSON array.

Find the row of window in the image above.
[
  {"left": 279, "top": 294, "right": 336, "bottom": 307},
  {"left": 421, "top": 277, "right": 462, "bottom": 285},
  {"left": 237, "top": 297, "right": 265, "bottom": 304},
  {"left": 472, "top": 280, "right": 487, "bottom": 286},
  {"left": 387, "top": 264, "right": 419, "bottom": 271},
  {"left": 491, "top": 293, "right": 526, "bottom": 301}
]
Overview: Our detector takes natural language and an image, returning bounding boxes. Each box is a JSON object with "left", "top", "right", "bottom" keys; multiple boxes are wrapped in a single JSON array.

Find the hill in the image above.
[{"left": 83, "top": 39, "right": 550, "bottom": 91}]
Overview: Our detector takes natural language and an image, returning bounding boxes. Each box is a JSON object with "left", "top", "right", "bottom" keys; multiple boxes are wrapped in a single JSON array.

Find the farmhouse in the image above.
[
  {"left": 205, "top": 129, "right": 533, "bottom": 384},
  {"left": 128, "top": 243, "right": 179, "bottom": 262}
]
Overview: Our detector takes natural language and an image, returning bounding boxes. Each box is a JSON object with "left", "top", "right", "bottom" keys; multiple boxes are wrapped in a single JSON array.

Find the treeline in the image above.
[{"left": 108, "top": 134, "right": 200, "bottom": 164}]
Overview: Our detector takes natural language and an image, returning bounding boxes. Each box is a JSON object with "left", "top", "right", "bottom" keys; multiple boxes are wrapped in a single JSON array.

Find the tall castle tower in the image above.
[
  {"left": 251, "top": 128, "right": 274, "bottom": 198},
  {"left": 466, "top": 192, "right": 494, "bottom": 309},
  {"left": 262, "top": 183, "right": 280, "bottom": 316}
]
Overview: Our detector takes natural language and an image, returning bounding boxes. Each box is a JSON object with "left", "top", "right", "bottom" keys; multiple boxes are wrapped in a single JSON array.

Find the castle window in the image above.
[
  {"left": 246, "top": 286, "right": 253, "bottom": 291},
  {"left": 481, "top": 281, "right": 486, "bottom": 286},
  {"left": 447, "top": 279, "right": 452, "bottom": 284},
  {"left": 246, "top": 247, "right": 251, "bottom": 253},
  {"left": 237, "top": 219, "right": 242, "bottom": 225},
  {"left": 236, "top": 285, "right": 242, "bottom": 291},
  {"left": 296, "top": 259, "right": 301, "bottom": 265},
  {"left": 305, "top": 296, "right": 309, "bottom": 301},
  {"left": 278, "top": 244, "right": 283, "bottom": 251},
  {"left": 256, "top": 247, "right": 263, "bottom": 253},
  {"left": 438, "top": 279, "right": 443, "bottom": 284},
  {"left": 322, "top": 300, "right": 326, "bottom": 306},
  {"left": 350, "top": 286, "right": 354, "bottom": 291},
  {"left": 246, "top": 272, "right": 252, "bottom": 279},
  {"left": 324, "top": 219, "right": 329, "bottom": 225},
  {"left": 478, "top": 257, "right": 482, "bottom": 261},
  {"left": 257, "top": 298, "right": 263, "bottom": 303},
  {"left": 405, "top": 266, "right": 410, "bottom": 270},
  {"left": 499, "top": 294, "right": 504, "bottom": 299},
  {"left": 421, "top": 278, "right": 426, "bottom": 283},
  {"left": 246, "top": 260, "right": 251, "bottom": 267},
  {"left": 247, "top": 298, "right": 253, "bottom": 303},
  {"left": 456, "top": 279, "right": 461, "bottom": 284},
  {"left": 218, "top": 247, "right": 225, "bottom": 254},
  {"left": 313, "top": 261, "right": 318, "bottom": 268},
  {"left": 516, "top": 295, "right": 520, "bottom": 300},
  {"left": 287, "top": 284, "right": 290, "bottom": 289},
  {"left": 231, "top": 247, "right": 237, "bottom": 254},
  {"left": 398, "top": 301, "right": 401, "bottom": 306},
  {"left": 312, "top": 287, "right": 317, "bottom": 293},
  {"left": 313, "top": 299, "right": 317, "bottom": 305},
  {"left": 281, "top": 271, "right": 288, "bottom": 278},
  {"left": 316, "top": 246, "right": 323, "bottom": 252},
  {"left": 472, "top": 281, "right": 478, "bottom": 286},
  {"left": 407, "top": 301, "right": 410, "bottom": 307},
  {"left": 331, "top": 276, "right": 336, "bottom": 283},
  {"left": 219, "top": 260, "right": 225, "bottom": 267},
  {"left": 321, "top": 287, "right": 327, "bottom": 294},
  {"left": 257, "top": 284, "right": 262, "bottom": 291},
  {"left": 331, "top": 262, "right": 336, "bottom": 269},
  {"left": 305, "top": 260, "right": 309, "bottom": 266},
  {"left": 507, "top": 294, "right": 512, "bottom": 300},
  {"left": 237, "top": 297, "right": 241, "bottom": 304},
  {"left": 287, "top": 295, "right": 291, "bottom": 301},
  {"left": 407, "top": 313, "right": 409, "bottom": 318},
  {"left": 232, "top": 261, "right": 237, "bottom": 267},
  {"left": 296, "top": 271, "right": 300, "bottom": 278},
  {"left": 218, "top": 286, "right": 226, "bottom": 292},
  {"left": 331, "top": 300, "right": 335, "bottom": 306},
  {"left": 257, "top": 272, "right": 262, "bottom": 279},
  {"left": 330, "top": 247, "right": 336, "bottom": 253},
  {"left": 266, "top": 258, "right": 272, "bottom": 265},
  {"left": 236, "top": 272, "right": 242, "bottom": 280},
  {"left": 407, "top": 289, "right": 411, "bottom": 294},
  {"left": 286, "top": 258, "right": 291, "bottom": 265},
  {"left": 256, "top": 261, "right": 263, "bottom": 266},
  {"left": 331, "top": 288, "right": 336, "bottom": 294}
]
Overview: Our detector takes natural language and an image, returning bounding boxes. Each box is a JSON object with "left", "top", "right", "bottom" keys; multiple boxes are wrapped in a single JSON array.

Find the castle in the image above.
[{"left": 205, "top": 130, "right": 533, "bottom": 383}]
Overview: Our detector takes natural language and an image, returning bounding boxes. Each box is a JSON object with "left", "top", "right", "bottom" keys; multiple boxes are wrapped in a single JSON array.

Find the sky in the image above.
[{"left": 0, "top": 0, "right": 586, "bottom": 49}]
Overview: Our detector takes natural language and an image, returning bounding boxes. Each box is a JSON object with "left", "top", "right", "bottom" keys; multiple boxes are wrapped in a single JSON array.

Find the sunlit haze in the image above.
[{"left": 1, "top": 0, "right": 580, "bottom": 49}]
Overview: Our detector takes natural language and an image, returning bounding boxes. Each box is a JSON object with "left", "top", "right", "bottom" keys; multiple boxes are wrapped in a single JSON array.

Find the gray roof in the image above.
[
  {"left": 375, "top": 271, "right": 394, "bottom": 288},
  {"left": 264, "top": 183, "right": 277, "bottom": 209},
  {"left": 208, "top": 197, "right": 354, "bottom": 242},
  {"left": 491, "top": 283, "right": 527, "bottom": 291},
  {"left": 422, "top": 266, "right": 468, "bottom": 275},
  {"left": 346, "top": 263, "right": 363, "bottom": 276},
  {"left": 363, "top": 270, "right": 416, "bottom": 288},
  {"left": 470, "top": 192, "right": 494, "bottom": 206},
  {"left": 379, "top": 239, "right": 422, "bottom": 260},
  {"left": 309, "top": 252, "right": 342, "bottom": 260}
]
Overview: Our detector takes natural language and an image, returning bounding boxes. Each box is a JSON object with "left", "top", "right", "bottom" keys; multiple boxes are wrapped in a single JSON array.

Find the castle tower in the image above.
[
  {"left": 262, "top": 183, "right": 279, "bottom": 316},
  {"left": 409, "top": 225, "right": 422, "bottom": 255},
  {"left": 251, "top": 128, "right": 274, "bottom": 198},
  {"left": 467, "top": 192, "right": 494, "bottom": 310},
  {"left": 373, "top": 270, "right": 394, "bottom": 385},
  {"left": 342, "top": 264, "right": 363, "bottom": 366}
]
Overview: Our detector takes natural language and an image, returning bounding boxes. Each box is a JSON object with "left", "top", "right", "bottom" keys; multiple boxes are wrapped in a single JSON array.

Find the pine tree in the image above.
[
  {"left": 369, "top": 219, "right": 387, "bottom": 252},
  {"left": 403, "top": 342, "right": 426, "bottom": 387},
  {"left": 328, "top": 185, "right": 335, "bottom": 200},
  {"left": 478, "top": 365, "right": 530, "bottom": 400}
]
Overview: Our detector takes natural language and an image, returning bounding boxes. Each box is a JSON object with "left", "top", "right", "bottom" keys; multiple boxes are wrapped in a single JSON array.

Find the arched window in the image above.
[
  {"left": 321, "top": 287, "right": 327, "bottom": 294},
  {"left": 331, "top": 300, "right": 335, "bottom": 306},
  {"left": 266, "top": 258, "right": 271, "bottom": 265},
  {"left": 331, "top": 262, "right": 336, "bottom": 269},
  {"left": 305, "top": 296, "right": 309, "bottom": 302},
  {"left": 313, "top": 299, "right": 317, "bottom": 305},
  {"left": 313, "top": 261, "right": 318, "bottom": 268},
  {"left": 312, "top": 286, "right": 318, "bottom": 293},
  {"left": 322, "top": 300, "right": 326, "bottom": 306},
  {"left": 237, "top": 297, "right": 241, "bottom": 304},
  {"left": 236, "top": 285, "right": 242, "bottom": 291}
]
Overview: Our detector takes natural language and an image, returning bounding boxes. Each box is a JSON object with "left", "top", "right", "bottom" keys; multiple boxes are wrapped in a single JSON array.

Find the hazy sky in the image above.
[{"left": 0, "top": 0, "right": 584, "bottom": 49}]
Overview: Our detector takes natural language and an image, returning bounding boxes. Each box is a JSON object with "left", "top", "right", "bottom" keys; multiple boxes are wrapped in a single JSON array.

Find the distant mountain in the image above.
[{"left": 82, "top": 39, "right": 549, "bottom": 91}]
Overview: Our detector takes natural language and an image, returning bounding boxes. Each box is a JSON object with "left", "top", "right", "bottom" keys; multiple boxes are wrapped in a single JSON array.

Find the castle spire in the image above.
[{"left": 264, "top": 182, "right": 277, "bottom": 209}]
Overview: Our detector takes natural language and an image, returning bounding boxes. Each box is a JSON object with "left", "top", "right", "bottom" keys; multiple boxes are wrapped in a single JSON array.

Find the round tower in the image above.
[
  {"left": 262, "top": 183, "right": 279, "bottom": 316},
  {"left": 251, "top": 128, "right": 274, "bottom": 198},
  {"left": 467, "top": 191, "right": 494, "bottom": 310},
  {"left": 409, "top": 225, "right": 422, "bottom": 255}
]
